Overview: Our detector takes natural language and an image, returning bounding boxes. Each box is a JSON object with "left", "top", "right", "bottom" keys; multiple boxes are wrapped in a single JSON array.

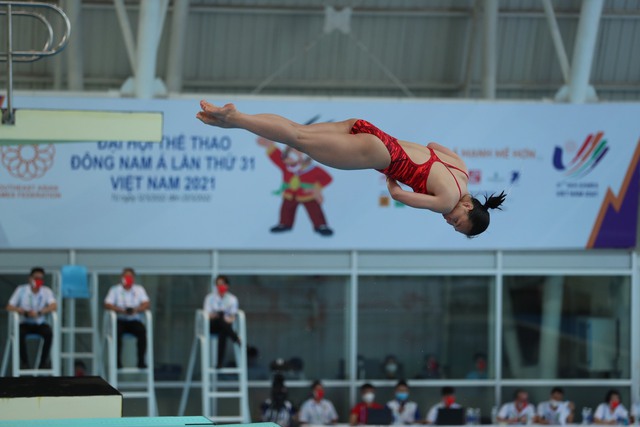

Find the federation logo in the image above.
[
  {"left": 553, "top": 132, "right": 608, "bottom": 178},
  {"left": 1, "top": 144, "right": 56, "bottom": 180}
]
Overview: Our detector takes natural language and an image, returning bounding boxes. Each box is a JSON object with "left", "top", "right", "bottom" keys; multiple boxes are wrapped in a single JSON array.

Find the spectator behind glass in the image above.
[
  {"left": 426, "top": 386, "right": 461, "bottom": 425},
  {"left": 350, "top": 383, "right": 383, "bottom": 425},
  {"left": 261, "top": 374, "right": 296, "bottom": 427},
  {"left": 381, "top": 355, "right": 403, "bottom": 379},
  {"left": 5, "top": 267, "right": 57, "bottom": 370},
  {"left": 415, "top": 354, "right": 444, "bottom": 379},
  {"left": 387, "top": 380, "right": 421, "bottom": 425},
  {"left": 537, "top": 387, "right": 574, "bottom": 425},
  {"left": 497, "top": 389, "right": 536, "bottom": 425},
  {"left": 466, "top": 352, "right": 488, "bottom": 379},
  {"left": 298, "top": 380, "right": 339, "bottom": 425},
  {"left": 594, "top": 389, "right": 629, "bottom": 425}
]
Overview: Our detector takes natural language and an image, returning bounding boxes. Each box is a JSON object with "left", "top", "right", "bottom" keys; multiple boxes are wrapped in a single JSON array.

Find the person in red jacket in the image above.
[{"left": 258, "top": 136, "right": 334, "bottom": 236}]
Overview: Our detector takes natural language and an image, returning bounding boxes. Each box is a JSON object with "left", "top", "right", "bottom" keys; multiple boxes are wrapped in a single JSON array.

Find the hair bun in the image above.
[{"left": 483, "top": 191, "right": 506, "bottom": 210}]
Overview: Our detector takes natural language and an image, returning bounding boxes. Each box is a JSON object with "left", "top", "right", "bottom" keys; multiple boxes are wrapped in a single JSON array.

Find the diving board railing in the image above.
[{"left": 0, "top": 1, "right": 163, "bottom": 143}]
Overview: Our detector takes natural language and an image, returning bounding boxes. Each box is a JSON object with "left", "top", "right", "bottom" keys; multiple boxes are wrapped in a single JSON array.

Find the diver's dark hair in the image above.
[{"left": 467, "top": 191, "right": 507, "bottom": 237}]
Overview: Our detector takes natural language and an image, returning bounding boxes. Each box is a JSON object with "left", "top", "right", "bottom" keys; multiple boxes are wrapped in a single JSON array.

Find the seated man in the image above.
[
  {"left": 350, "top": 383, "right": 384, "bottom": 425},
  {"left": 104, "top": 267, "right": 150, "bottom": 368},
  {"left": 298, "top": 380, "right": 339, "bottom": 425},
  {"left": 203, "top": 275, "right": 241, "bottom": 368},
  {"left": 387, "top": 380, "right": 421, "bottom": 425},
  {"left": 426, "top": 386, "right": 462, "bottom": 425},
  {"left": 537, "top": 387, "right": 574, "bottom": 425},
  {"left": 6, "top": 267, "right": 57, "bottom": 369},
  {"left": 497, "top": 389, "right": 536, "bottom": 425}
]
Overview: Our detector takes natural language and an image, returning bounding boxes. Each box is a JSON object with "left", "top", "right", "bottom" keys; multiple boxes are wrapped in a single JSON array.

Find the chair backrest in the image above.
[{"left": 61, "top": 265, "right": 89, "bottom": 299}]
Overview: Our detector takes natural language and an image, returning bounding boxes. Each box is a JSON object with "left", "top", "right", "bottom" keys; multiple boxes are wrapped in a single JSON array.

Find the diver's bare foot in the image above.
[{"left": 196, "top": 101, "right": 238, "bottom": 128}]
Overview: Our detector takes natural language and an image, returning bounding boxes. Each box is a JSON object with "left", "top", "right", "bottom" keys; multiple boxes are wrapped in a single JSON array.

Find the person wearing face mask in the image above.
[
  {"left": 350, "top": 383, "right": 384, "bottom": 425},
  {"left": 416, "top": 354, "right": 443, "bottom": 379},
  {"left": 594, "top": 389, "right": 629, "bottom": 425},
  {"left": 261, "top": 374, "right": 296, "bottom": 427},
  {"left": 387, "top": 380, "right": 421, "bottom": 425},
  {"left": 537, "top": 387, "right": 574, "bottom": 425},
  {"left": 466, "top": 352, "right": 488, "bottom": 380},
  {"left": 104, "top": 267, "right": 150, "bottom": 369},
  {"left": 426, "top": 386, "right": 461, "bottom": 424},
  {"left": 382, "top": 354, "right": 403, "bottom": 379},
  {"left": 298, "top": 380, "right": 339, "bottom": 425},
  {"left": 203, "top": 275, "right": 241, "bottom": 369},
  {"left": 6, "top": 267, "right": 57, "bottom": 369},
  {"left": 496, "top": 389, "right": 536, "bottom": 425}
]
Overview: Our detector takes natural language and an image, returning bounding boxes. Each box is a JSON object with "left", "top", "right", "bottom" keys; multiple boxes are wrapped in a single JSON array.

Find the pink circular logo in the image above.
[{"left": 1, "top": 144, "right": 56, "bottom": 180}]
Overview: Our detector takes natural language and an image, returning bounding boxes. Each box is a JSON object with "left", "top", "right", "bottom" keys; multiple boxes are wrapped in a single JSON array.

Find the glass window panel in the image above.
[
  {"left": 502, "top": 275, "right": 630, "bottom": 379},
  {"left": 230, "top": 275, "right": 348, "bottom": 380},
  {"left": 358, "top": 275, "right": 493, "bottom": 380}
]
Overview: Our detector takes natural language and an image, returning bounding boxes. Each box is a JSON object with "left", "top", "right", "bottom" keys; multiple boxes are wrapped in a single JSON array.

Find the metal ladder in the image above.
[
  {"left": 102, "top": 310, "right": 157, "bottom": 416},
  {"left": 1, "top": 310, "right": 61, "bottom": 376},
  {"left": 178, "top": 309, "right": 250, "bottom": 422},
  {"left": 56, "top": 266, "right": 100, "bottom": 376}
]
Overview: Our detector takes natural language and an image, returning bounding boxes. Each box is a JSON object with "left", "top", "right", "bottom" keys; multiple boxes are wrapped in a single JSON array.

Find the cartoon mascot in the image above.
[{"left": 258, "top": 136, "right": 334, "bottom": 236}]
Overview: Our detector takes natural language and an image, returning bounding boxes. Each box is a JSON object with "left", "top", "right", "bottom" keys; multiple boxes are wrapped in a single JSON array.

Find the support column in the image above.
[
  {"left": 166, "top": 0, "right": 190, "bottom": 93},
  {"left": 555, "top": 0, "right": 604, "bottom": 103},
  {"left": 538, "top": 276, "right": 564, "bottom": 378},
  {"left": 134, "top": 0, "right": 163, "bottom": 99},
  {"left": 568, "top": 0, "right": 604, "bottom": 103},
  {"left": 348, "top": 251, "right": 359, "bottom": 407},
  {"left": 64, "top": 0, "right": 84, "bottom": 91},
  {"left": 482, "top": 0, "right": 498, "bottom": 99},
  {"left": 541, "top": 0, "right": 571, "bottom": 83}
]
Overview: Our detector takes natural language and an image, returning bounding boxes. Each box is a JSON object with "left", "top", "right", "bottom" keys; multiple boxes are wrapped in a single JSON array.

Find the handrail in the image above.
[
  {"left": 1, "top": 1, "right": 71, "bottom": 124},
  {"left": 0, "top": 1, "right": 71, "bottom": 62}
]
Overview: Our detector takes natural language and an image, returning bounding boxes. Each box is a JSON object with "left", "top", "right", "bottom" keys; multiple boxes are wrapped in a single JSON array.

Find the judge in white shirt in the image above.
[
  {"left": 104, "top": 267, "right": 150, "bottom": 368},
  {"left": 537, "top": 387, "right": 574, "bottom": 425},
  {"left": 497, "top": 389, "right": 536, "bottom": 425},
  {"left": 594, "top": 389, "right": 629, "bottom": 425},
  {"left": 426, "top": 386, "right": 461, "bottom": 425},
  {"left": 203, "top": 275, "right": 241, "bottom": 368}
]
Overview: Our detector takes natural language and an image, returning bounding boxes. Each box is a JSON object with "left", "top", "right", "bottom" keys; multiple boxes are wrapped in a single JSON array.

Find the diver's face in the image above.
[{"left": 443, "top": 200, "right": 473, "bottom": 235}]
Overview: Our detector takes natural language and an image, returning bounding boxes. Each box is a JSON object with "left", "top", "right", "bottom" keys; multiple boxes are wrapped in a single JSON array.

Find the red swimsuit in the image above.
[{"left": 350, "top": 120, "right": 468, "bottom": 195}]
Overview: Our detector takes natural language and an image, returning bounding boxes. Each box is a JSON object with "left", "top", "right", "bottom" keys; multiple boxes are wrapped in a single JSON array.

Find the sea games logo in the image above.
[
  {"left": 0, "top": 144, "right": 61, "bottom": 200},
  {"left": 553, "top": 131, "right": 608, "bottom": 178},
  {"left": 554, "top": 132, "right": 608, "bottom": 198},
  {"left": 1, "top": 144, "right": 56, "bottom": 180}
]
